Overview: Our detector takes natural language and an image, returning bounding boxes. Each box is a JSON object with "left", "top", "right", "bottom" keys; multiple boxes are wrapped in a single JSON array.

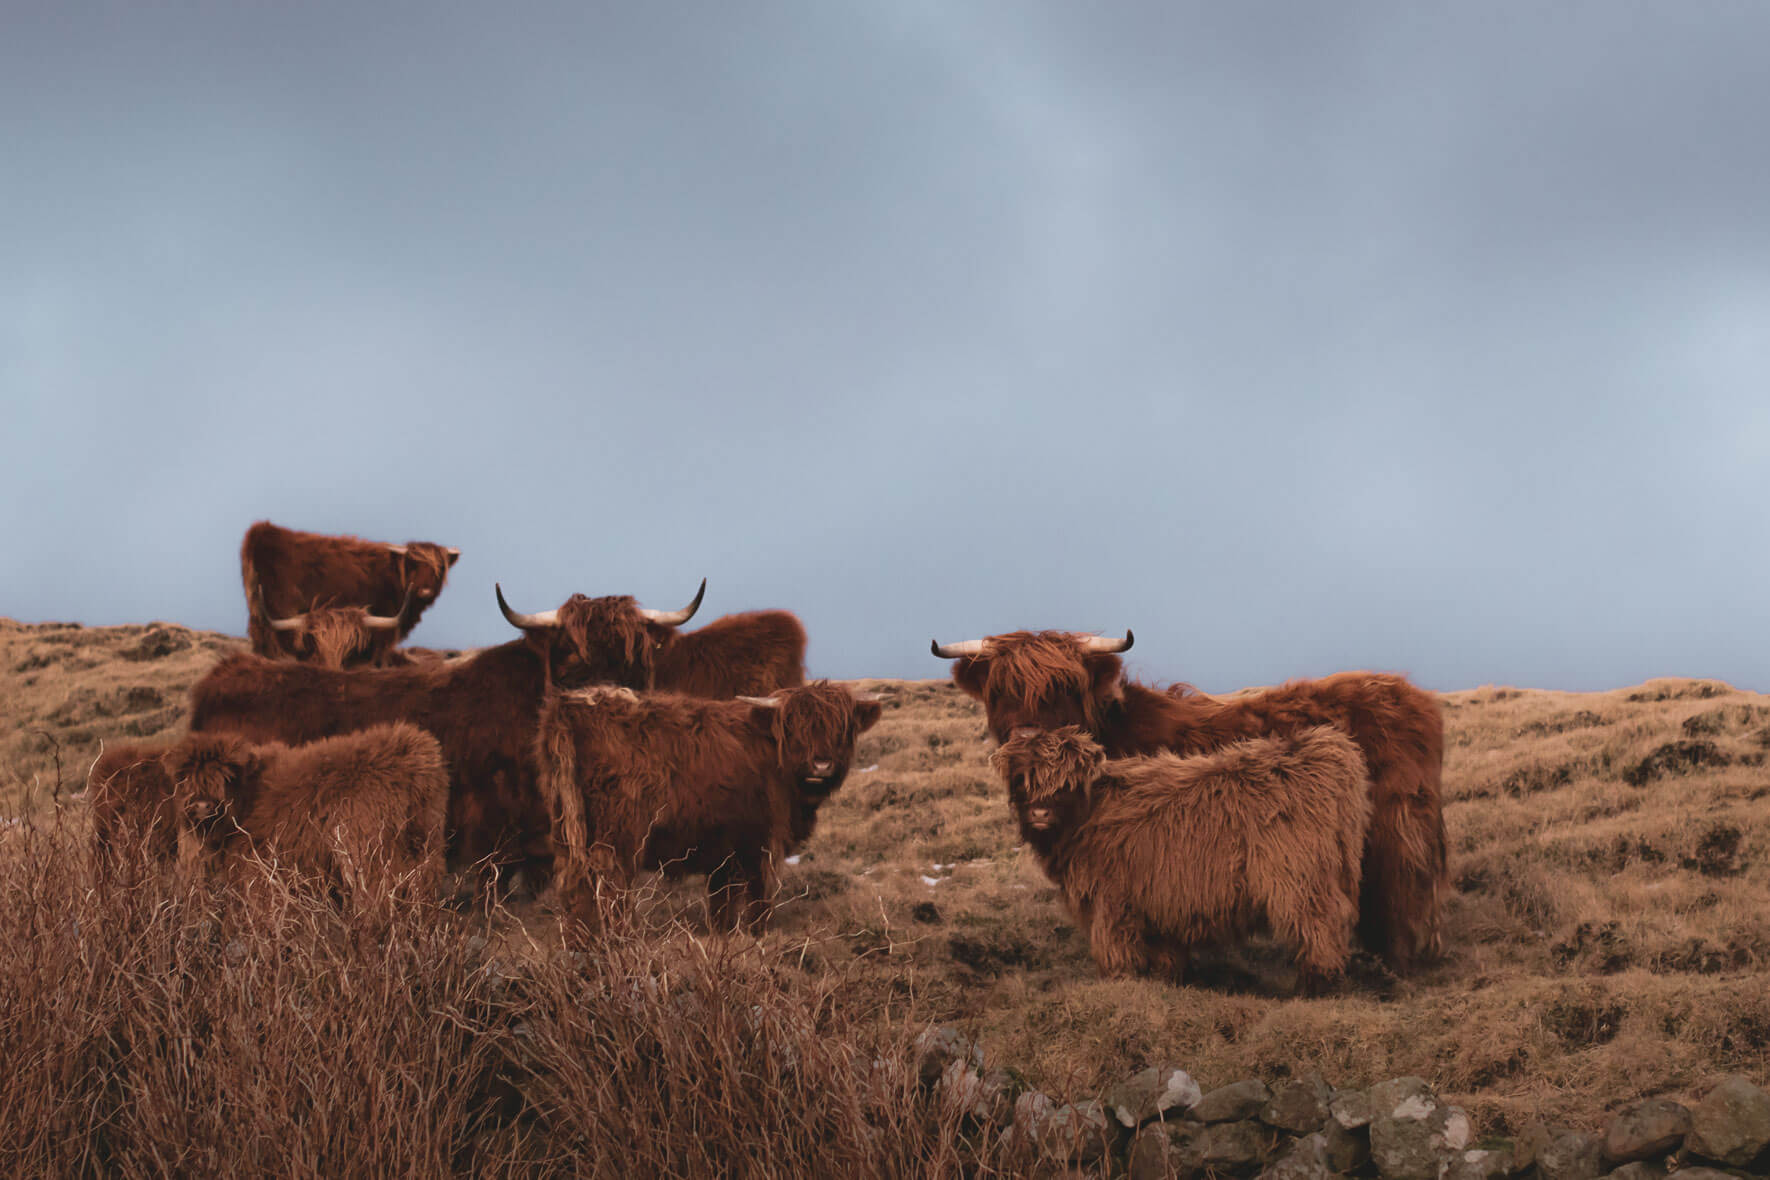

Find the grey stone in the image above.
[
  {"left": 1686, "top": 1074, "right": 1770, "bottom": 1167},
  {"left": 1330, "top": 1087, "right": 1376, "bottom": 1130},
  {"left": 1602, "top": 1098, "right": 1690, "bottom": 1165},
  {"left": 1192, "top": 1079, "right": 1273, "bottom": 1124},
  {"left": 1176, "top": 1118, "right": 1274, "bottom": 1175},
  {"left": 1127, "top": 1122, "right": 1201, "bottom": 1180},
  {"left": 1260, "top": 1075, "right": 1333, "bottom": 1135},
  {"left": 938, "top": 1061, "right": 1015, "bottom": 1123},
  {"left": 1367, "top": 1076, "right": 1439, "bottom": 1120},
  {"left": 1324, "top": 1120, "right": 1371, "bottom": 1172},
  {"left": 1665, "top": 1170, "right": 1737, "bottom": 1179},
  {"left": 1602, "top": 1163, "right": 1666, "bottom": 1180},
  {"left": 1369, "top": 1101, "right": 1471, "bottom": 1180},
  {"left": 1515, "top": 1123, "right": 1602, "bottom": 1180},
  {"left": 913, "top": 1025, "right": 982, "bottom": 1088},
  {"left": 1105, "top": 1065, "right": 1203, "bottom": 1128},
  {"left": 1258, "top": 1131, "right": 1331, "bottom": 1180},
  {"left": 1037, "top": 1099, "right": 1117, "bottom": 1166},
  {"left": 1442, "top": 1145, "right": 1513, "bottom": 1180}
]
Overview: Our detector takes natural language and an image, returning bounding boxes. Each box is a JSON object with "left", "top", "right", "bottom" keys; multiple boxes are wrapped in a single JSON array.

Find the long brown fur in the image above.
[
  {"left": 255, "top": 604, "right": 416, "bottom": 669},
  {"left": 536, "top": 681, "right": 881, "bottom": 931},
  {"left": 991, "top": 726, "right": 1370, "bottom": 991},
  {"left": 162, "top": 724, "right": 448, "bottom": 898},
  {"left": 649, "top": 611, "right": 807, "bottom": 698},
  {"left": 950, "top": 631, "right": 1447, "bottom": 971},
  {"left": 86, "top": 741, "right": 179, "bottom": 862},
  {"left": 188, "top": 593, "right": 662, "bottom": 875},
  {"left": 241, "top": 521, "right": 457, "bottom": 659}
]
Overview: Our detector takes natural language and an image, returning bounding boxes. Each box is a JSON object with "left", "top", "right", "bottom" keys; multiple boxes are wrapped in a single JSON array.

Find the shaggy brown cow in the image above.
[
  {"left": 648, "top": 610, "right": 807, "bottom": 697},
  {"left": 86, "top": 741, "right": 178, "bottom": 862},
  {"left": 537, "top": 681, "right": 882, "bottom": 931},
  {"left": 990, "top": 725, "right": 1370, "bottom": 992},
  {"left": 188, "top": 582, "right": 704, "bottom": 874},
  {"left": 933, "top": 629, "right": 1446, "bottom": 971},
  {"left": 255, "top": 591, "right": 419, "bottom": 668},
  {"left": 242, "top": 520, "right": 459, "bottom": 658},
  {"left": 164, "top": 723, "right": 448, "bottom": 898}
]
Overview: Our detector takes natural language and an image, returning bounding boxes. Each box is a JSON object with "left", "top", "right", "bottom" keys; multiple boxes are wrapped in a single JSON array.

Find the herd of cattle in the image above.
[{"left": 83, "top": 520, "right": 1448, "bottom": 989}]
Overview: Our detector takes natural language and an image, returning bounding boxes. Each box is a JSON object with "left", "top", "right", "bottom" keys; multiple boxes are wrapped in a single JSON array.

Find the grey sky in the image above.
[{"left": 5, "top": 2, "right": 1766, "bottom": 691}]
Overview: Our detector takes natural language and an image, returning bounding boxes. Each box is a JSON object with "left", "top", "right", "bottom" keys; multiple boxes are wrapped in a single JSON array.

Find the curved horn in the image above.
[
  {"left": 737, "top": 695, "right": 782, "bottom": 708},
  {"left": 639, "top": 578, "right": 706, "bottom": 626},
  {"left": 268, "top": 612, "right": 306, "bottom": 632},
  {"left": 386, "top": 543, "right": 408, "bottom": 556},
  {"left": 1075, "top": 630, "right": 1134, "bottom": 654},
  {"left": 931, "top": 638, "right": 987, "bottom": 659},
  {"left": 496, "top": 583, "right": 560, "bottom": 630},
  {"left": 363, "top": 587, "right": 417, "bottom": 632}
]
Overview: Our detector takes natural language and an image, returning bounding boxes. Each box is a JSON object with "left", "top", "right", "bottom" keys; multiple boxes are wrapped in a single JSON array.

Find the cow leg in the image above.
[
  {"left": 1147, "top": 934, "right": 1191, "bottom": 984},
  {"left": 739, "top": 850, "right": 778, "bottom": 934},
  {"left": 1360, "top": 771, "right": 1447, "bottom": 973},
  {"left": 1086, "top": 892, "right": 1150, "bottom": 978},
  {"left": 706, "top": 858, "right": 746, "bottom": 931},
  {"left": 1268, "top": 874, "right": 1355, "bottom": 997}
]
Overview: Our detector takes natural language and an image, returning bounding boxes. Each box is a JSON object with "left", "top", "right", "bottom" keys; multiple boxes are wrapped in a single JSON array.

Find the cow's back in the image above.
[{"left": 655, "top": 611, "right": 807, "bottom": 698}]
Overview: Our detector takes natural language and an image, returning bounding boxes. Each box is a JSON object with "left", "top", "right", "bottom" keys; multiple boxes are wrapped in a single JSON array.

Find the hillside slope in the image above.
[{"left": 3, "top": 617, "right": 1766, "bottom": 1132}]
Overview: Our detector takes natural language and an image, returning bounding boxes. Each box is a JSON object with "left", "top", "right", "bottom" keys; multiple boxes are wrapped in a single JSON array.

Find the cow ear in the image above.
[
  {"left": 951, "top": 656, "right": 990, "bottom": 700},
  {"left": 445, "top": 549, "right": 461, "bottom": 569},
  {"left": 853, "top": 699, "right": 883, "bottom": 732}
]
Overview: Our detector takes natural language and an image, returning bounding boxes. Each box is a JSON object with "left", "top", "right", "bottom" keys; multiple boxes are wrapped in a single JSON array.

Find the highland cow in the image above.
[
  {"left": 990, "top": 725, "right": 1371, "bottom": 992},
  {"left": 163, "top": 723, "right": 449, "bottom": 898},
  {"left": 86, "top": 741, "right": 179, "bottom": 863},
  {"left": 537, "top": 681, "right": 882, "bottom": 931},
  {"left": 649, "top": 610, "right": 808, "bottom": 698},
  {"left": 189, "top": 581, "right": 705, "bottom": 873},
  {"left": 254, "top": 593, "right": 419, "bottom": 669},
  {"left": 241, "top": 520, "right": 459, "bottom": 659},
  {"left": 933, "top": 629, "right": 1446, "bottom": 971}
]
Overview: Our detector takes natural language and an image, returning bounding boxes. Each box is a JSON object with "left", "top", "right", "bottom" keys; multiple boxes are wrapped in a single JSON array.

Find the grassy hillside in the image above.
[{"left": 3, "top": 617, "right": 1767, "bottom": 1137}]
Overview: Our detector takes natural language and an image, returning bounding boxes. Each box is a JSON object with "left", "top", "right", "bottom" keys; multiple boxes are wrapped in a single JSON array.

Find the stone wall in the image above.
[{"left": 915, "top": 1026, "right": 1770, "bottom": 1178}]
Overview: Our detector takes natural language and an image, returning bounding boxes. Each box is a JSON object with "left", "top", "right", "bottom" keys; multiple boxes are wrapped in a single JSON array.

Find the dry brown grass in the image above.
[
  {"left": 0, "top": 818, "right": 1013, "bottom": 1177},
  {"left": 4, "top": 618, "right": 1769, "bottom": 1155}
]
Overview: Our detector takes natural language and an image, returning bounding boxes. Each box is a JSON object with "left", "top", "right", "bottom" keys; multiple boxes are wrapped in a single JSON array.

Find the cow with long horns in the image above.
[
  {"left": 931, "top": 629, "right": 1446, "bottom": 972},
  {"left": 537, "top": 681, "right": 881, "bottom": 931},
  {"left": 189, "top": 580, "right": 705, "bottom": 874},
  {"left": 241, "top": 520, "right": 460, "bottom": 659},
  {"left": 254, "top": 587, "right": 421, "bottom": 668}
]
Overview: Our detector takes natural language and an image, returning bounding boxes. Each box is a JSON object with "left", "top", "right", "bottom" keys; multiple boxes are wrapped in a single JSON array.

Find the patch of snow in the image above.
[{"left": 920, "top": 875, "right": 942, "bottom": 887}]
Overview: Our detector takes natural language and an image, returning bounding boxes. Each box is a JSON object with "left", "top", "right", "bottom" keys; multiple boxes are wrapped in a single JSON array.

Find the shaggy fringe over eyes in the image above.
[
  {"left": 298, "top": 606, "right": 380, "bottom": 667},
  {"left": 555, "top": 595, "right": 653, "bottom": 676},
  {"left": 988, "top": 725, "right": 1106, "bottom": 804},
  {"left": 982, "top": 632, "right": 1112, "bottom": 727},
  {"left": 398, "top": 542, "right": 454, "bottom": 594},
  {"left": 769, "top": 681, "right": 861, "bottom": 769}
]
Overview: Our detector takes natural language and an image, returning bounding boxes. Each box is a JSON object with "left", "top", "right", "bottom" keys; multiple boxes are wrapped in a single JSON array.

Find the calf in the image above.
[
  {"left": 163, "top": 723, "right": 448, "bottom": 898},
  {"left": 537, "top": 681, "right": 881, "bottom": 931},
  {"left": 990, "top": 725, "right": 1371, "bottom": 993},
  {"left": 934, "top": 629, "right": 1446, "bottom": 971},
  {"left": 86, "top": 741, "right": 179, "bottom": 862}
]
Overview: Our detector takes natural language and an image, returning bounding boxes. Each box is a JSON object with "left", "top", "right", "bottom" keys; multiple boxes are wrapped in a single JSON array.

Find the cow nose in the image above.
[
  {"left": 1011, "top": 726, "right": 1042, "bottom": 739},
  {"left": 811, "top": 760, "right": 834, "bottom": 775}
]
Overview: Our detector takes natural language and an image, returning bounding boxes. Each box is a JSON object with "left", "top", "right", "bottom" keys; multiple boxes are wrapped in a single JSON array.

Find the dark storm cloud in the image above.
[{"left": 4, "top": 2, "right": 1766, "bottom": 690}]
